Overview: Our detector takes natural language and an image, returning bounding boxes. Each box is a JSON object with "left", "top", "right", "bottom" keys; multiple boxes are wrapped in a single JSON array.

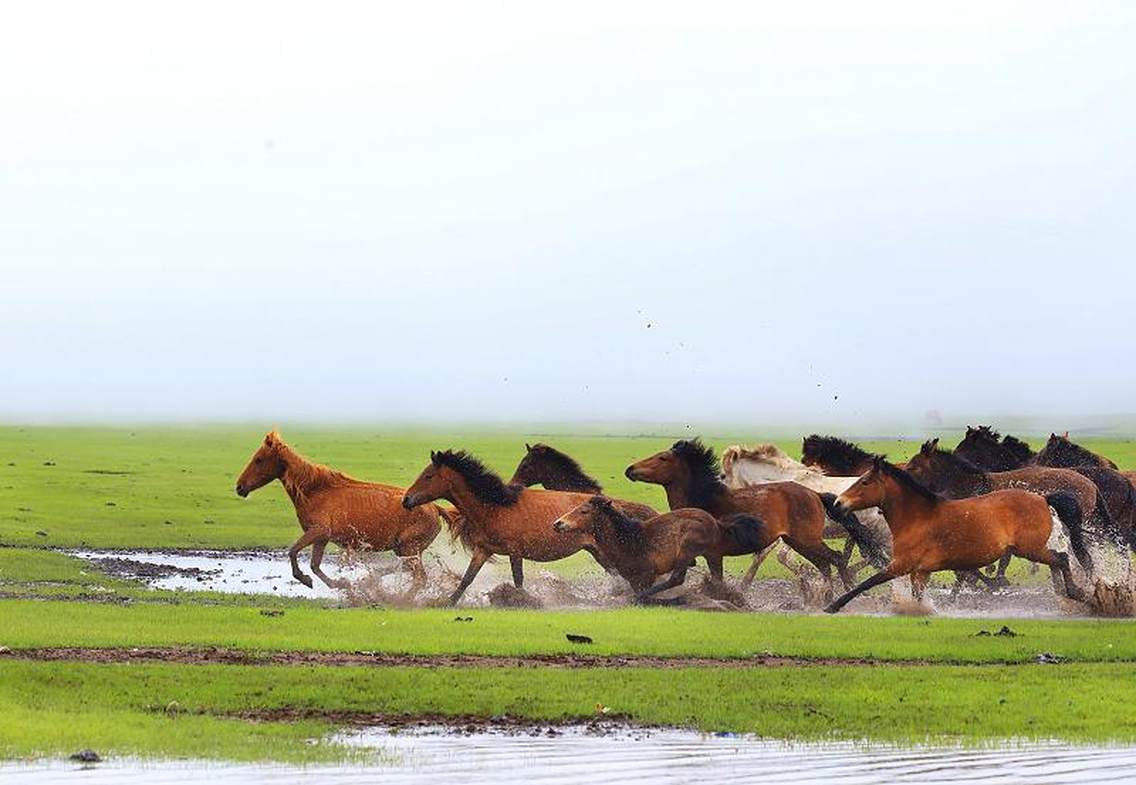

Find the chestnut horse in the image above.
[
  {"left": 509, "top": 442, "right": 659, "bottom": 521},
  {"left": 801, "top": 435, "right": 879, "bottom": 477},
  {"left": 235, "top": 431, "right": 445, "bottom": 592},
  {"left": 825, "top": 458, "right": 1091, "bottom": 613},
  {"left": 625, "top": 439, "right": 886, "bottom": 594},
  {"left": 553, "top": 495, "right": 762, "bottom": 602},
  {"left": 402, "top": 449, "right": 601, "bottom": 605}
]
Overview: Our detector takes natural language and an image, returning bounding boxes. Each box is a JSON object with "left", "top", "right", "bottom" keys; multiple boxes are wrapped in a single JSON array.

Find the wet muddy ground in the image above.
[
  {"left": 67, "top": 547, "right": 1125, "bottom": 618},
  {"left": 5, "top": 729, "right": 1136, "bottom": 784}
]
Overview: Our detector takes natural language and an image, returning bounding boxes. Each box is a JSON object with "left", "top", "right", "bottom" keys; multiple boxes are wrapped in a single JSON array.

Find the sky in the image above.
[{"left": 2, "top": 1, "right": 1134, "bottom": 428}]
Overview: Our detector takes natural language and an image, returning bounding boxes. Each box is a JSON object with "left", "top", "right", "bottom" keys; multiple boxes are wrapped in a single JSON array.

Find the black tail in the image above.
[
  {"left": 819, "top": 492, "right": 889, "bottom": 568},
  {"left": 719, "top": 513, "right": 765, "bottom": 554},
  {"left": 1047, "top": 491, "right": 1092, "bottom": 572},
  {"left": 1085, "top": 487, "right": 1127, "bottom": 551}
]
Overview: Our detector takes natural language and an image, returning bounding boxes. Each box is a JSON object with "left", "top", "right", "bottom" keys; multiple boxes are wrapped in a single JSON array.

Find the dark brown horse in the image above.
[
  {"left": 625, "top": 439, "right": 887, "bottom": 594},
  {"left": 907, "top": 438, "right": 1121, "bottom": 548},
  {"left": 1035, "top": 433, "right": 1119, "bottom": 470},
  {"left": 553, "top": 495, "right": 763, "bottom": 602},
  {"left": 402, "top": 450, "right": 600, "bottom": 605},
  {"left": 801, "top": 435, "right": 879, "bottom": 476},
  {"left": 509, "top": 442, "right": 658, "bottom": 521},
  {"left": 954, "top": 426, "right": 1028, "bottom": 472},
  {"left": 825, "top": 458, "right": 1091, "bottom": 613},
  {"left": 235, "top": 431, "right": 445, "bottom": 592}
]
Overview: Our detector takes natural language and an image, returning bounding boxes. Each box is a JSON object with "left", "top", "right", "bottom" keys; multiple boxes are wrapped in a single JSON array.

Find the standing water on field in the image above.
[{"left": 4, "top": 728, "right": 1136, "bottom": 784}]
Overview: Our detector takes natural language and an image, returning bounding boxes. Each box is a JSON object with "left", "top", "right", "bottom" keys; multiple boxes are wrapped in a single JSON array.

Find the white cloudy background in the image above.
[{"left": 2, "top": 1, "right": 1134, "bottom": 426}]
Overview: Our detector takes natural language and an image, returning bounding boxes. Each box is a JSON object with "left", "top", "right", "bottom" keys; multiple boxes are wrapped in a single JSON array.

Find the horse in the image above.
[
  {"left": 1035, "top": 433, "right": 1119, "bottom": 470},
  {"left": 721, "top": 444, "right": 892, "bottom": 578},
  {"left": 625, "top": 439, "right": 888, "bottom": 595},
  {"left": 824, "top": 458, "right": 1091, "bottom": 613},
  {"left": 509, "top": 442, "right": 659, "bottom": 521},
  {"left": 801, "top": 435, "right": 879, "bottom": 476},
  {"left": 402, "top": 449, "right": 601, "bottom": 605},
  {"left": 907, "top": 438, "right": 1121, "bottom": 549},
  {"left": 553, "top": 495, "right": 762, "bottom": 602},
  {"left": 234, "top": 431, "right": 445, "bottom": 593},
  {"left": 954, "top": 426, "right": 1028, "bottom": 472}
]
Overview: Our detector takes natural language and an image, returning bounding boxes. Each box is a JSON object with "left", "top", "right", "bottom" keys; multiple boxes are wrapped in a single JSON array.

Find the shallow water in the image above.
[
  {"left": 68, "top": 547, "right": 1107, "bottom": 617},
  {"left": 5, "top": 729, "right": 1136, "bottom": 784}
]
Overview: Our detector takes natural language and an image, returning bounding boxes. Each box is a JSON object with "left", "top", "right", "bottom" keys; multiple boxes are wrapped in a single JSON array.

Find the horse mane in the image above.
[
  {"left": 431, "top": 449, "right": 522, "bottom": 506},
  {"left": 527, "top": 444, "right": 602, "bottom": 492},
  {"left": 271, "top": 438, "right": 356, "bottom": 501},
  {"left": 671, "top": 438, "right": 728, "bottom": 507},
  {"left": 1037, "top": 434, "right": 1116, "bottom": 469},
  {"left": 967, "top": 425, "right": 1002, "bottom": 443},
  {"left": 721, "top": 443, "right": 795, "bottom": 472},
  {"left": 802, "top": 435, "right": 875, "bottom": 474},
  {"left": 1000, "top": 434, "right": 1036, "bottom": 464},
  {"left": 592, "top": 496, "right": 648, "bottom": 550},
  {"left": 878, "top": 457, "right": 942, "bottom": 502},
  {"left": 920, "top": 440, "right": 986, "bottom": 476}
]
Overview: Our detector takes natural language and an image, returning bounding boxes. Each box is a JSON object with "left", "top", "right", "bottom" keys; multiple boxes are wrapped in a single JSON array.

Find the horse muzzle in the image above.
[
  {"left": 553, "top": 519, "right": 569, "bottom": 533},
  {"left": 624, "top": 466, "right": 642, "bottom": 481},
  {"left": 830, "top": 498, "right": 851, "bottom": 518},
  {"left": 235, "top": 484, "right": 249, "bottom": 498},
  {"left": 402, "top": 493, "right": 423, "bottom": 510}
]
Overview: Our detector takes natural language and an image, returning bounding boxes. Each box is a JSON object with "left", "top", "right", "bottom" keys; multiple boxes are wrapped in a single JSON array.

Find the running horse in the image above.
[
  {"left": 509, "top": 442, "right": 659, "bottom": 521},
  {"left": 553, "top": 495, "right": 763, "bottom": 602},
  {"left": 825, "top": 458, "right": 1091, "bottom": 613},
  {"left": 625, "top": 439, "right": 888, "bottom": 595},
  {"left": 234, "top": 431, "right": 446, "bottom": 593},
  {"left": 402, "top": 449, "right": 605, "bottom": 605}
]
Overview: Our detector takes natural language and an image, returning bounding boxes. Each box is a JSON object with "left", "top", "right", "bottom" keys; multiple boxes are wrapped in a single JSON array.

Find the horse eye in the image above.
[{"left": 254, "top": 457, "right": 262, "bottom": 464}]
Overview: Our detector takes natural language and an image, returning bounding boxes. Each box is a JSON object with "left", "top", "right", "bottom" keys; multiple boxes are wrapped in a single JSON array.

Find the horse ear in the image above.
[
  {"left": 525, "top": 443, "right": 532, "bottom": 452},
  {"left": 430, "top": 450, "right": 438, "bottom": 462},
  {"left": 1062, "top": 431, "right": 1069, "bottom": 439},
  {"left": 930, "top": 437, "right": 939, "bottom": 450},
  {"left": 265, "top": 430, "right": 279, "bottom": 446}
]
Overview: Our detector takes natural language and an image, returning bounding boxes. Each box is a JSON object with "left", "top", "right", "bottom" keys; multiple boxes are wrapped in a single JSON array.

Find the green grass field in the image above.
[{"left": 2, "top": 426, "right": 1135, "bottom": 762}]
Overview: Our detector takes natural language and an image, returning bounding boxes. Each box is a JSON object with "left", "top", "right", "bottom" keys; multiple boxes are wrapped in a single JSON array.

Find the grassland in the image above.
[{"left": 2, "top": 426, "right": 1135, "bottom": 762}]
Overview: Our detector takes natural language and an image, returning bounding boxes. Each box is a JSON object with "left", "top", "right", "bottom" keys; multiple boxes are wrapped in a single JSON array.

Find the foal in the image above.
[
  {"left": 235, "top": 431, "right": 444, "bottom": 592},
  {"left": 553, "top": 495, "right": 762, "bottom": 602}
]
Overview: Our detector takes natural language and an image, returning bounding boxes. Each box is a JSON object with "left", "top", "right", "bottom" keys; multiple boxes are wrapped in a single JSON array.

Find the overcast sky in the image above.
[{"left": 2, "top": 2, "right": 1134, "bottom": 427}]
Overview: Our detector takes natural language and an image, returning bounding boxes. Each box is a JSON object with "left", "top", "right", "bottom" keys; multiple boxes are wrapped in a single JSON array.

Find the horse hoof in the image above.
[
  {"left": 823, "top": 603, "right": 840, "bottom": 614},
  {"left": 295, "top": 575, "right": 313, "bottom": 589}
]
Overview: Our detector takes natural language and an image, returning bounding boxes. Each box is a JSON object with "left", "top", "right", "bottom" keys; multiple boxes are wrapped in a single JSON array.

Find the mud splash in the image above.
[{"left": 67, "top": 546, "right": 1133, "bottom": 618}]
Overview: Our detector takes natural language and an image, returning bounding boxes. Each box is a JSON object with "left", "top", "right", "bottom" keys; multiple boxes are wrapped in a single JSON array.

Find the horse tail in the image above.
[
  {"left": 1047, "top": 491, "right": 1092, "bottom": 572},
  {"left": 719, "top": 513, "right": 765, "bottom": 554},
  {"left": 1086, "top": 486, "right": 1127, "bottom": 551},
  {"left": 433, "top": 504, "right": 476, "bottom": 552},
  {"left": 819, "top": 492, "right": 888, "bottom": 568}
]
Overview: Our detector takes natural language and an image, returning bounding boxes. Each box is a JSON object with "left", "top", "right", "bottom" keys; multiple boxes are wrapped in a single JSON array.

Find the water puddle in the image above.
[
  {"left": 66, "top": 548, "right": 1123, "bottom": 617},
  {"left": 4, "top": 729, "right": 1136, "bottom": 784}
]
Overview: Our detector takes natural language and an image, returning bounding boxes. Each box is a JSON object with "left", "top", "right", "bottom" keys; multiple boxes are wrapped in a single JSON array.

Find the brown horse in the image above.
[
  {"left": 825, "top": 458, "right": 1091, "bottom": 613},
  {"left": 402, "top": 449, "right": 601, "bottom": 605},
  {"left": 801, "top": 435, "right": 879, "bottom": 476},
  {"left": 1035, "top": 433, "right": 1119, "bottom": 470},
  {"left": 625, "top": 439, "right": 883, "bottom": 594},
  {"left": 553, "top": 496, "right": 762, "bottom": 602},
  {"left": 907, "top": 438, "right": 1121, "bottom": 550},
  {"left": 509, "top": 442, "right": 659, "bottom": 521},
  {"left": 954, "top": 426, "right": 1030, "bottom": 472},
  {"left": 235, "top": 431, "right": 445, "bottom": 592}
]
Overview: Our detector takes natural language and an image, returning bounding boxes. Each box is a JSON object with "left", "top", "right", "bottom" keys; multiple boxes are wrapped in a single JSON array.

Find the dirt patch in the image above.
[
  {"left": 90, "top": 556, "right": 220, "bottom": 582},
  {"left": 0, "top": 645, "right": 928, "bottom": 669}
]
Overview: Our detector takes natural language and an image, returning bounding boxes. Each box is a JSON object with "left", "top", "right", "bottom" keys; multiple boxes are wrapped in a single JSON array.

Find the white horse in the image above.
[{"left": 721, "top": 444, "right": 893, "bottom": 584}]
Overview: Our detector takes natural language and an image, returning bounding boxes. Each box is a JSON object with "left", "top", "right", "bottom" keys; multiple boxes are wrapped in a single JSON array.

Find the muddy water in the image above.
[
  {"left": 4, "top": 730, "right": 1136, "bottom": 784},
  {"left": 69, "top": 547, "right": 1126, "bottom": 617}
]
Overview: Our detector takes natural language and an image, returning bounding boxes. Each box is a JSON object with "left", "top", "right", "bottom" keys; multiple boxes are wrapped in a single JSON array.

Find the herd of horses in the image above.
[{"left": 234, "top": 426, "right": 1135, "bottom": 613}]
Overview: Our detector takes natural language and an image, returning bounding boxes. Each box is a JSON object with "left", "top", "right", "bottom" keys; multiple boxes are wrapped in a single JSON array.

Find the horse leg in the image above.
[
  {"left": 288, "top": 528, "right": 326, "bottom": 589},
  {"left": 775, "top": 544, "right": 805, "bottom": 576},
  {"left": 401, "top": 555, "right": 427, "bottom": 597},
  {"left": 704, "top": 553, "right": 724, "bottom": 583},
  {"left": 309, "top": 539, "right": 350, "bottom": 590},
  {"left": 825, "top": 569, "right": 899, "bottom": 613},
  {"left": 1014, "top": 547, "right": 1087, "bottom": 603},
  {"left": 635, "top": 565, "right": 689, "bottom": 604},
  {"left": 740, "top": 540, "right": 779, "bottom": 587},
  {"left": 792, "top": 538, "right": 853, "bottom": 592},
  {"left": 993, "top": 553, "right": 1012, "bottom": 587},
  {"left": 910, "top": 570, "right": 930, "bottom": 602},
  {"left": 510, "top": 555, "right": 524, "bottom": 589},
  {"left": 449, "top": 549, "right": 491, "bottom": 606}
]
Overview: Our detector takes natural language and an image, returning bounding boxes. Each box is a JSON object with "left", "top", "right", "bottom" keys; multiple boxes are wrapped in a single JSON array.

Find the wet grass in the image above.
[
  {"left": 3, "top": 599, "right": 1135, "bottom": 663},
  {"left": 3, "top": 659, "right": 1136, "bottom": 762},
  {"left": 7, "top": 425, "right": 1130, "bottom": 550}
]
